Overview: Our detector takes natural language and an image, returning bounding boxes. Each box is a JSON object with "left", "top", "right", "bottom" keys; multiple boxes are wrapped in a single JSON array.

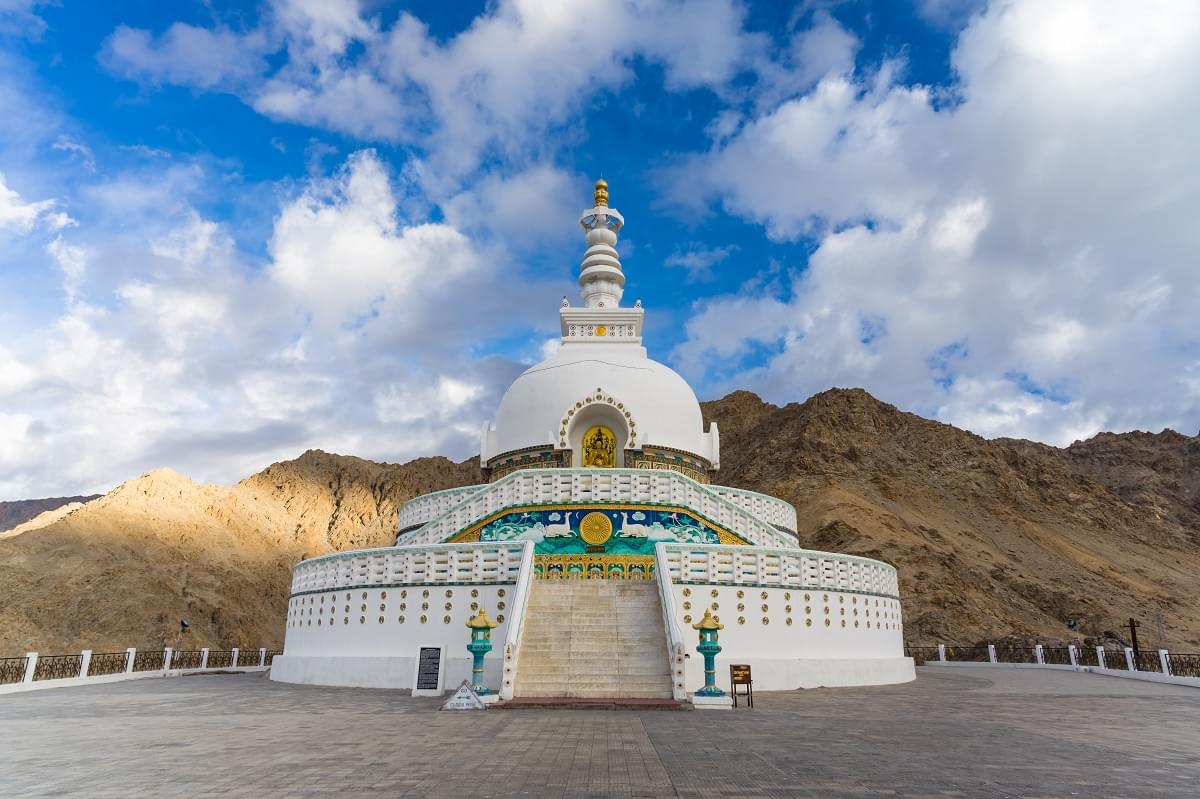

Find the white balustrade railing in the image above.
[
  {"left": 395, "top": 468, "right": 798, "bottom": 550},
  {"left": 397, "top": 484, "right": 486, "bottom": 531},
  {"left": 706, "top": 485, "right": 797, "bottom": 532},
  {"left": 654, "top": 542, "right": 689, "bottom": 700},
  {"left": 658, "top": 543, "right": 900, "bottom": 598},
  {"left": 498, "top": 540, "right": 536, "bottom": 701},
  {"left": 290, "top": 542, "right": 527, "bottom": 596}
]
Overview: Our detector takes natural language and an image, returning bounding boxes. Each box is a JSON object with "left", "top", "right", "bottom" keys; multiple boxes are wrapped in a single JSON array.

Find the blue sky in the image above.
[{"left": 1, "top": 0, "right": 1198, "bottom": 499}]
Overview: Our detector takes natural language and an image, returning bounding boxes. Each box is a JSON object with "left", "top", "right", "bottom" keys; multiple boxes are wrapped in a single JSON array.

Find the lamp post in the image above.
[
  {"left": 465, "top": 608, "right": 498, "bottom": 695},
  {"left": 692, "top": 609, "right": 725, "bottom": 697}
]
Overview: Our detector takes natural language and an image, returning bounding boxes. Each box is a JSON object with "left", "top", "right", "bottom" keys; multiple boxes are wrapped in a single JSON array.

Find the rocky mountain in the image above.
[
  {"left": 0, "top": 495, "right": 101, "bottom": 531},
  {"left": 704, "top": 389, "right": 1200, "bottom": 648},
  {"left": 2, "top": 388, "right": 1197, "bottom": 655}
]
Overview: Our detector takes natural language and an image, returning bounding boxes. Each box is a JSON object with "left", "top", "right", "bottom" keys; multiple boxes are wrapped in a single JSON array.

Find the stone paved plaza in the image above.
[{"left": 2, "top": 667, "right": 1198, "bottom": 798}]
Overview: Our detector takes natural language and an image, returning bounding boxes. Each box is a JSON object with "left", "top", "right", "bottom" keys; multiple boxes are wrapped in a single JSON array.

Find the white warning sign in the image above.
[{"left": 440, "top": 679, "right": 487, "bottom": 711}]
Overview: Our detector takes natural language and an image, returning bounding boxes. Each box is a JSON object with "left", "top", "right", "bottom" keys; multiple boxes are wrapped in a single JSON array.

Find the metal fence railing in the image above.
[
  {"left": 944, "top": 645, "right": 990, "bottom": 662},
  {"left": 33, "top": 654, "right": 84, "bottom": 681},
  {"left": 1166, "top": 653, "right": 1200, "bottom": 678},
  {"left": 133, "top": 650, "right": 165, "bottom": 672},
  {"left": 86, "top": 652, "right": 129, "bottom": 677},
  {"left": 1041, "top": 647, "right": 1072, "bottom": 665},
  {"left": 913, "top": 643, "right": 1200, "bottom": 680},
  {"left": 0, "top": 656, "right": 28, "bottom": 684},
  {"left": 265, "top": 650, "right": 283, "bottom": 666},
  {"left": 171, "top": 650, "right": 203, "bottom": 669},
  {"left": 205, "top": 650, "right": 234, "bottom": 669}
]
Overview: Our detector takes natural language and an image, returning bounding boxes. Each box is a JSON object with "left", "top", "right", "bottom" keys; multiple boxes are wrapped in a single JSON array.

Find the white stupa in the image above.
[{"left": 272, "top": 181, "right": 914, "bottom": 702}]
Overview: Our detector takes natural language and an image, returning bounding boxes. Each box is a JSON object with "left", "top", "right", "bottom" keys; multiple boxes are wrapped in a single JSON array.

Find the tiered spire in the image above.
[{"left": 577, "top": 179, "right": 625, "bottom": 308}]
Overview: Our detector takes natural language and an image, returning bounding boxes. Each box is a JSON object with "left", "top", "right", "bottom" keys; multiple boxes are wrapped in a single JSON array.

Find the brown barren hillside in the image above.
[
  {"left": 703, "top": 389, "right": 1200, "bottom": 648},
  {"left": 0, "top": 454, "right": 480, "bottom": 654},
  {"left": 1, "top": 388, "right": 1197, "bottom": 654}
]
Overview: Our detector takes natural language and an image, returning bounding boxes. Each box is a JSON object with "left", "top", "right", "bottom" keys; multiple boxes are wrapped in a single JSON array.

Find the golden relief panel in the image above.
[{"left": 582, "top": 425, "right": 617, "bottom": 468}]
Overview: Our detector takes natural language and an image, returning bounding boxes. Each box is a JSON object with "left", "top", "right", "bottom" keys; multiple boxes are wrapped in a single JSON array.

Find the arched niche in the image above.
[{"left": 567, "top": 402, "right": 630, "bottom": 468}]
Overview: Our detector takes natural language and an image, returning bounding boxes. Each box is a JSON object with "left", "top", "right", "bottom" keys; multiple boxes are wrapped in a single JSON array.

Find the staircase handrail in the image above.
[
  {"left": 498, "top": 540, "right": 536, "bottom": 701},
  {"left": 655, "top": 542, "right": 688, "bottom": 701}
]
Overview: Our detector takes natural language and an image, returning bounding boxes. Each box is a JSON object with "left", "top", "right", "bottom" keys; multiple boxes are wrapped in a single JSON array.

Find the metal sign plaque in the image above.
[
  {"left": 730, "top": 664, "right": 752, "bottom": 684},
  {"left": 416, "top": 647, "right": 442, "bottom": 691}
]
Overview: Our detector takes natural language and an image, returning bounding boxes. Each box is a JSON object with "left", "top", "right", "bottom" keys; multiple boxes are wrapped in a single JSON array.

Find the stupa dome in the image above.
[
  {"left": 485, "top": 341, "right": 716, "bottom": 467},
  {"left": 479, "top": 180, "right": 718, "bottom": 474}
]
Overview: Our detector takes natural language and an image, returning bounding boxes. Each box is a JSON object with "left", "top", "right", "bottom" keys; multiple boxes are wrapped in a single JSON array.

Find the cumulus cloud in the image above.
[
  {"left": 0, "top": 151, "right": 540, "bottom": 499},
  {"left": 665, "top": 244, "right": 738, "bottom": 282},
  {"left": 101, "top": 23, "right": 269, "bottom": 91},
  {"left": 98, "top": 0, "right": 755, "bottom": 186},
  {"left": 669, "top": 0, "right": 1200, "bottom": 444},
  {"left": 0, "top": 172, "right": 73, "bottom": 233}
]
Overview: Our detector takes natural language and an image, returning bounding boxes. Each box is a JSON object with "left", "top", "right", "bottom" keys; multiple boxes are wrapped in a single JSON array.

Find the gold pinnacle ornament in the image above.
[{"left": 593, "top": 178, "right": 608, "bottom": 207}]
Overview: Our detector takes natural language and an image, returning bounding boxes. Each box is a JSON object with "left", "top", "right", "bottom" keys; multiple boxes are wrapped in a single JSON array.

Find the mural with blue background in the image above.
[{"left": 477, "top": 508, "right": 722, "bottom": 555}]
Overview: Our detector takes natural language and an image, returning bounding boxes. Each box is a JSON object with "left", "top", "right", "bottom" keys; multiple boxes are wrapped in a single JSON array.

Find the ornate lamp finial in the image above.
[{"left": 593, "top": 178, "right": 609, "bottom": 207}]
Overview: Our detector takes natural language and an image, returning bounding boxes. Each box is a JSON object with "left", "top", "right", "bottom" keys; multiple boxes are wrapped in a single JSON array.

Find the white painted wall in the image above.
[
  {"left": 668, "top": 583, "right": 912, "bottom": 691},
  {"left": 275, "top": 583, "right": 512, "bottom": 692}
]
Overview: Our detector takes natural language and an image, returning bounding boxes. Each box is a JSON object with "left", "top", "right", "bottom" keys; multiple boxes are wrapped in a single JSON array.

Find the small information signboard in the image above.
[
  {"left": 730, "top": 664, "right": 753, "bottom": 708},
  {"left": 441, "top": 680, "right": 487, "bottom": 711},
  {"left": 413, "top": 646, "right": 443, "bottom": 695}
]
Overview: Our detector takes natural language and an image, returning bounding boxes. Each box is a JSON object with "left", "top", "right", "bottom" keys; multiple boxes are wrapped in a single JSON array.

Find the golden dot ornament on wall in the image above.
[
  {"left": 398, "top": 615, "right": 405, "bottom": 624},
  {"left": 738, "top": 616, "right": 745, "bottom": 625},
  {"left": 443, "top": 616, "right": 451, "bottom": 624},
  {"left": 736, "top": 590, "right": 744, "bottom": 599},
  {"left": 420, "top": 615, "right": 427, "bottom": 624},
  {"left": 471, "top": 589, "right": 479, "bottom": 598},
  {"left": 497, "top": 614, "right": 505, "bottom": 623},
  {"left": 498, "top": 589, "right": 506, "bottom": 597},
  {"left": 710, "top": 589, "right": 719, "bottom": 598}
]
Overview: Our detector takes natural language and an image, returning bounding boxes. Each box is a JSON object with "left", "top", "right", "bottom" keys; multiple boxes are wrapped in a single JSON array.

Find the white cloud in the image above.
[
  {"left": 101, "top": 23, "right": 268, "bottom": 90},
  {"left": 669, "top": 0, "right": 1200, "bottom": 444},
  {"left": 0, "top": 172, "right": 73, "bottom": 234},
  {"left": 98, "top": 0, "right": 755, "bottom": 185},
  {"left": 0, "top": 151, "right": 538, "bottom": 499},
  {"left": 665, "top": 244, "right": 738, "bottom": 282}
]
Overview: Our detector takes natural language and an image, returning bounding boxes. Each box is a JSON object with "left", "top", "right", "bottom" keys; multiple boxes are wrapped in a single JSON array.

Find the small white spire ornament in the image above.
[
  {"left": 561, "top": 295, "right": 570, "bottom": 308},
  {"left": 577, "top": 179, "right": 625, "bottom": 309}
]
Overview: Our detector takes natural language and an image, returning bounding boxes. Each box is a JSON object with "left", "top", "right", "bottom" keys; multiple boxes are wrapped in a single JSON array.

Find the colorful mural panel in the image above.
[{"left": 477, "top": 507, "right": 722, "bottom": 556}]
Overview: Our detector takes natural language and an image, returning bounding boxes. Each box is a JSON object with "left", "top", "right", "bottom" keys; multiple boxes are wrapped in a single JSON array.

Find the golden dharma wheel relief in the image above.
[
  {"left": 381, "top": 591, "right": 387, "bottom": 600},
  {"left": 422, "top": 602, "right": 429, "bottom": 611},
  {"left": 710, "top": 589, "right": 719, "bottom": 598},
  {"left": 804, "top": 593, "right": 811, "bottom": 602},
  {"left": 761, "top": 604, "right": 768, "bottom": 613},
  {"left": 400, "top": 590, "right": 408, "bottom": 598},
  {"left": 359, "top": 616, "right": 365, "bottom": 624},
  {"left": 736, "top": 590, "right": 744, "bottom": 599},
  {"left": 398, "top": 616, "right": 405, "bottom": 624},
  {"left": 682, "top": 588, "right": 691, "bottom": 597},
  {"left": 497, "top": 601, "right": 505, "bottom": 610},
  {"left": 422, "top": 590, "right": 430, "bottom": 598},
  {"left": 738, "top": 616, "right": 745, "bottom": 625},
  {"left": 444, "top": 603, "right": 452, "bottom": 611},
  {"left": 824, "top": 618, "right": 831, "bottom": 627},
  {"left": 379, "top": 603, "right": 386, "bottom": 612},
  {"left": 497, "top": 614, "right": 505, "bottom": 623},
  {"left": 785, "top": 592, "right": 791, "bottom": 600},
  {"left": 420, "top": 615, "right": 428, "bottom": 624},
  {"left": 684, "top": 615, "right": 693, "bottom": 624},
  {"left": 786, "top": 618, "right": 793, "bottom": 626},
  {"left": 761, "top": 591, "right": 768, "bottom": 600},
  {"left": 579, "top": 511, "right": 614, "bottom": 546},
  {"left": 443, "top": 616, "right": 451, "bottom": 624},
  {"left": 361, "top": 592, "right": 368, "bottom": 600},
  {"left": 683, "top": 601, "right": 692, "bottom": 610},
  {"left": 737, "top": 603, "right": 745, "bottom": 612},
  {"left": 806, "top": 618, "right": 813, "bottom": 627},
  {"left": 377, "top": 616, "right": 384, "bottom": 624},
  {"left": 471, "top": 602, "right": 478, "bottom": 611},
  {"left": 498, "top": 589, "right": 506, "bottom": 597},
  {"left": 762, "top": 617, "right": 769, "bottom": 625},
  {"left": 711, "top": 602, "right": 719, "bottom": 611},
  {"left": 445, "top": 590, "right": 453, "bottom": 598}
]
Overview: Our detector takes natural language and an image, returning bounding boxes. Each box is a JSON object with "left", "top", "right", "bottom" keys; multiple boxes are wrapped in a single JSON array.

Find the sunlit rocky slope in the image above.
[{"left": 3, "top": 389, "right": 1197, "bottom": 654}]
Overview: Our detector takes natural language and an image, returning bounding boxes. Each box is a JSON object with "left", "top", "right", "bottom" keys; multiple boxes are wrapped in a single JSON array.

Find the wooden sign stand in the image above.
[{"left": 730, "top": 664, "right": 753, "bottom": 708}]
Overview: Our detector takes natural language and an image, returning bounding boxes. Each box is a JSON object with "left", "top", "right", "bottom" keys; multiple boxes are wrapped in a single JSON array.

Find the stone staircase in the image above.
[{"left": 514, "top": 580, "right": 674, "bottom": 699}]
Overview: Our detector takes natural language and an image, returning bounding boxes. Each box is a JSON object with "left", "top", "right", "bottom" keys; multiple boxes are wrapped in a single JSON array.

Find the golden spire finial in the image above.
[{"left": 593, "top": 178, "right": 608, "bottom": 207}]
